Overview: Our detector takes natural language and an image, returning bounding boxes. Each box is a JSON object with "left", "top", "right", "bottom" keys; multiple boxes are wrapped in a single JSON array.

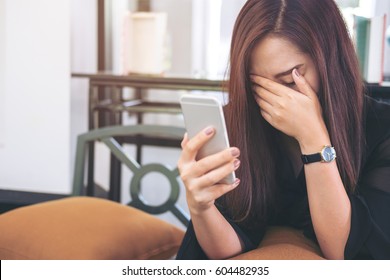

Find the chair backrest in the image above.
[{"left": 72, "top": 124, "right": 189, "bottom": 227}]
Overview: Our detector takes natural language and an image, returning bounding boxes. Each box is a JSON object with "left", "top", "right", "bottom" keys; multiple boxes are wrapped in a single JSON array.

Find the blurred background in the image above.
[{"left": 0, "top": 0, "right": 389, "bottom": 228}]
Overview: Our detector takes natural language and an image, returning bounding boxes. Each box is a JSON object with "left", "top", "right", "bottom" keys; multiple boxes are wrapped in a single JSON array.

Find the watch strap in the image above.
[{"left": 301, "top": 153, "right": 322, "bottom": 164}]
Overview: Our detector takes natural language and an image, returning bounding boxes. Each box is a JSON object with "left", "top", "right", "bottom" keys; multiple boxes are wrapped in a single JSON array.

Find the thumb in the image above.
[{"left": 292, "top": 69, "right": 317, "bottom": 99}]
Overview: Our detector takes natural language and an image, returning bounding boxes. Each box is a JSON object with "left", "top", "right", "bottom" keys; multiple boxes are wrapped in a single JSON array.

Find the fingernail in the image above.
[
  {"left": 233, "top": 159, "right": 240, "bottom": 169},
  {"left": 231, "top": 148, "right": 240, "bottom": 157},
  {"left": 293, "top": 69, "right": 300, "bottom": 77},
  {"left": 233, "top": 178, "right": 240, "bottom": 187},
  {"left": 204, "top": 126, "right": 214, "bottom": 135}
]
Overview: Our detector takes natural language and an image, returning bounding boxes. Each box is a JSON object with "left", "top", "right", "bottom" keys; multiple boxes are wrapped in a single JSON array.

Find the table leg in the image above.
[{"left": 109, "top": 87, "right": 123, "bottom": 202}]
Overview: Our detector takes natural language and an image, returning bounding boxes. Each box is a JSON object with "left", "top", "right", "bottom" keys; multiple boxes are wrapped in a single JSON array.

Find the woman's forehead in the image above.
[{"left": 250, "top": 36, "right": 306, "bottom": 77}]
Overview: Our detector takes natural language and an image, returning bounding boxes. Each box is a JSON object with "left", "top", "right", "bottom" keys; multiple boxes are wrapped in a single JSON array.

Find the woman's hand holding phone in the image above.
[
  {"left": 179, "top": 94, "right": 240, "bottom": 215},
  {"left": 178, "top": 127, "right": 244, "bottom": 259},
  {"left": 178, "top": 126, "right": 241, "bottom": 216}
]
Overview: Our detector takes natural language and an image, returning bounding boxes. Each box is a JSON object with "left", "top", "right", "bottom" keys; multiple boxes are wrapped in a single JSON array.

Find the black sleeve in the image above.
[
  {"left": 345, "top": 134, "right": 390, "bottom": 259},
  {"left": 176, "top": 217, "right": 264, "bottom": 260}
]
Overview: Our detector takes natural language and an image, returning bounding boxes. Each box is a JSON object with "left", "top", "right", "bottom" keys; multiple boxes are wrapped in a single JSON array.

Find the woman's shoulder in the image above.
[{"left": 364, "top": 96, "right": 390, "bottom": 148}]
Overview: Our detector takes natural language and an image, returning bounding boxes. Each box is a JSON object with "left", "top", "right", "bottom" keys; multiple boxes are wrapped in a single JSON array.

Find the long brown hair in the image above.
[{"left": 221, "top": 0, "right": 364, "bottom": 228}]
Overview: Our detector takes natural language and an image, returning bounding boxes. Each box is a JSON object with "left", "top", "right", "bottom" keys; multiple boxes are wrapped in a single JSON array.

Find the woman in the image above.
[{"left": 177, "top": 0, "right": 390, "bottom": 260}]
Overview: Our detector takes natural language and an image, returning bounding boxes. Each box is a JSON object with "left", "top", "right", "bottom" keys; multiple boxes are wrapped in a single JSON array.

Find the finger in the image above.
[
  {"left": 253, "top": 94, "right": 274, "bottom": 123},
  {"left": 292, "top": 69, "right": 317, "bottom": 98},
  {"left": 253, "top": 84, "right": 280, "bottom": 106},
  {"left": 254, "top": 95, "right": 274, "bottom": 115},
  {"left": 260, "top": 109, "right": 273, "bottom": 125},
  {"left": 196, "top": 159, "right": 241, "bottom": 187},
  {"left": 187, "top": 178, "right": 240, "bottom": 209},
  {"left": 190, "top": 147, "right": 240, "bottom": 178},
  {"left": 181, "top": 126, "right": 215, "bottom": 162},
  {"left": 204, "top": 178, "right": 241, "bottom": 200},
  {"left": 251, "top": 75, "right": 284, "bottom": 97},
  {"left": 180, "top": 132, "right": 189, "bottom": 149}
]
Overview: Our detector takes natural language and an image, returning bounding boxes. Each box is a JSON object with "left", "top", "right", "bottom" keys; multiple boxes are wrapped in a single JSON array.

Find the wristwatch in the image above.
[{"left": 301, "top": 145, "right": 336, "bottom": 164}]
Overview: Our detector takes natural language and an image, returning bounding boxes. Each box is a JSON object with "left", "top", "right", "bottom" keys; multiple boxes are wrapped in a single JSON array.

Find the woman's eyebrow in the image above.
[{"left": 274, "top": 64, "right": 303, "bottom": 79}]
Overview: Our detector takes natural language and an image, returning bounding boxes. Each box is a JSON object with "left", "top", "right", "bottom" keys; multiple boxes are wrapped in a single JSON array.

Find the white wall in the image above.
[
  {"left": 70, "top": 0, "right": 97, "bottom": 177},
  {"left": 191, "top": 0, "right": 246, "bottom": 79},
  {"left": 0, "top": 0, "right": 6, "bottom": 147},
  {"left": 0, "top": 0, "right": 71, "bottom": 193},
  {"left": 152, "top": 0, "right": 192, "bottom": 75}
]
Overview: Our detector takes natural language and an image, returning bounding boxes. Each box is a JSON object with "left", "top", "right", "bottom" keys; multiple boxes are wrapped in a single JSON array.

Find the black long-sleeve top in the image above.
[{"left": 176, "top": 96, "right": 390, "bottom": 260}]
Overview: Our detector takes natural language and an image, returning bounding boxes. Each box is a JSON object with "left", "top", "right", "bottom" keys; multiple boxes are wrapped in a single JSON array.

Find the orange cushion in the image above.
[
  {"left": 230, "top": 226, "right": 325, "bottom": 260},
  {"left": 0, "top": 197, "right": 184, "bottom": 260}
]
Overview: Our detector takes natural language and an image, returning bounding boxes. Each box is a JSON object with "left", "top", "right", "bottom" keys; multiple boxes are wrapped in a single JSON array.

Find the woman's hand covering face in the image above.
[{"left": 251, "top": 69, "right": 326, "bottom": 144}]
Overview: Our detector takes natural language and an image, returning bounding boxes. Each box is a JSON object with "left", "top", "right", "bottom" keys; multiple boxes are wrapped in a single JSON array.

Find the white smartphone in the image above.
[{"left": 180, "top": 94, "right": 236, "bottom": 184}]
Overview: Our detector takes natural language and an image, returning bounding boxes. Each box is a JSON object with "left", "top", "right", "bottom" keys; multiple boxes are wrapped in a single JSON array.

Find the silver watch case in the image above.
[{"left": 320, "top": 146, "right": 336, "bottom": 162}]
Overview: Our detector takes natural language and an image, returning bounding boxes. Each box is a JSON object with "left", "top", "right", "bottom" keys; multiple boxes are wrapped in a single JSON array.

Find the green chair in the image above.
[
  {"left": 72, "top": 124, "right": 189, "bottom": 226},
  {"left": 0, "top": 124, "right": 188, "bottom": 260}
]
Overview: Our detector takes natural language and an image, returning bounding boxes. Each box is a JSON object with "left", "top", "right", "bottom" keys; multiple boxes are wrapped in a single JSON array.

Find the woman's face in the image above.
[{"left": 250, "top": 35, "right": 320, "bottom": 93}]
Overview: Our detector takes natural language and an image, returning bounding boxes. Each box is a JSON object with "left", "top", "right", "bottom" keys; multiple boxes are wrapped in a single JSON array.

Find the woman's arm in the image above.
[
  {"left": 190, "top": 205, "right": 244, "bottom": 259},
  {"left": 178, "top": 128, "right": 243, "bottom": 259},
  {"left": 299, "top": 135, "right": 351, "bottom": 260},
  {"left": 251, "top": 69, "right": 350, "bottom": 259}
]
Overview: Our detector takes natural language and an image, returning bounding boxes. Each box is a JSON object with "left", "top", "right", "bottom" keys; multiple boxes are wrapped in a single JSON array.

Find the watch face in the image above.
[{"left": 321, "top": 146, "right": 336, "bottom": 162}]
